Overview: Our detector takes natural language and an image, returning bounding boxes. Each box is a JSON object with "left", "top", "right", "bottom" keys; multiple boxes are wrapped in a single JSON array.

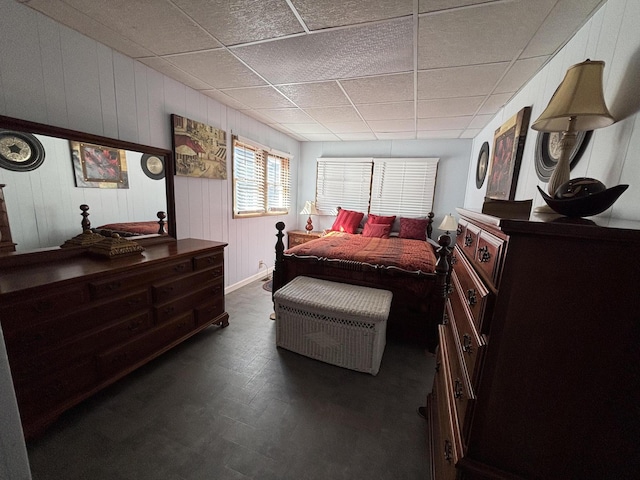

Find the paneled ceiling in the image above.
[{"left": 18, "top": 0, "right": 606, "bottom": 141}]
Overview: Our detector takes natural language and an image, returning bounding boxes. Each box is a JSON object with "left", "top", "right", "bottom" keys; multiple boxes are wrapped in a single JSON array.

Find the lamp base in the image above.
[{"left": 305, "top": 216, "right": 313, "bottom": 233}]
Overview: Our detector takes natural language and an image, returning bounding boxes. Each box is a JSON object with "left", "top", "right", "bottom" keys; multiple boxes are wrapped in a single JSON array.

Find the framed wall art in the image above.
[
  {"left": 70, "top": 141, "right": 128, "bottom": 189},
  {"left": 476, "top": 141, "right": 490, "bottom": 189},
  {"left": 486, "top": 106, "right": 531, "bottom": 201},
  {"left": 171, "top": 114, "right": 227, "bottom": 179},
  {"left": 0, "top": 130, "right": 46, "bottom": 172},
  {"left": 140, "top": 153, "right": 165, "bottom": 180}
]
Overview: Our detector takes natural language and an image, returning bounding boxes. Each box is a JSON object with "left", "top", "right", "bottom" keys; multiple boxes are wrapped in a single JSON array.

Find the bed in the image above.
[
  {"left": 93, "top": 212, "right": 167, "bottom": 237},
  {"left": 272, "top": 215, "right": 452, "bottom": 352}
]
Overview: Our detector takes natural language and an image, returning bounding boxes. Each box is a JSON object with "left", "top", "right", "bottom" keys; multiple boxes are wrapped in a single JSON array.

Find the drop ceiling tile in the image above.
[
  {"left": 341, "top": 73, "right": 413, "bottom": 104},
  {"left": 336, "top": 132, "right": 378, "bottom": 141},
  {"left": 460, "top": 129, "right": 482, "bottom": 138},
  {"left": 232, "top": 17, "right": 412, "bottom": 84},
  {"left": 417, "top": 130, "right": 463, "bottom": 139},
  {"left": 418, "top": 0, "right": 491, "bottom": 14},
  {"left": 494, "top": 56, "right": 548, "bottom": 94},
  {"left": 478, "top": 93, "right": 513, "bottom": 115},
  {"left": 23, "top": 0, "right": 155, "bottom": 58},
  {"left": 56, "top": 0, "right": 222, "bottom": 55},
  {"left": 417, "top": 96, "right": 484, "bottom": 118},
  {"left": 324, "top": 121, "right": 372, "bottom": 134},
  {"left": 468, "top": 114, "right": 493, "bottom": 129},
  {"left": 172, "top": 0, "right": 303, "bottom": 46},
  {"left": 276, "top": 82, "right": 350, "bottom": 107},
  {"left": 368, "top": 119, "right": 415, "bottom": 133},
  {"left": 376, "top": 131, "right": 416, "bottom": 140},
  {"left": 165, "top": 50, "right": 266, "bottom": 89},
  {"left": 241, "top": 109, "right": 279, "bottom": 125},
  {"left": 417, "top": 1, "right": 556, "bottom": 69},
  {"left": 522, "top": 0, "right": 605, "bottom": 58},
  {"left": 300, "top": 133, "right": 342, "bottom": 142},
  {"left": 201, "top": 89, "right": 251, "bottom": 111},
  {"left": 304, "top": 106, "right": 361, "bottom": 123},
  {"left": 417, "top": 64, "right": 508, "bottom": 99},
  {"left": 357, "top": 102, "right": 413, "bottom": 121},
  {"left": 221, "top": 86, "right": 297, "bottom": 109},
  {"left": 139, "top": 57, "right": 214, "bottom": 90},
  {"left": 257, "top": 108, "right": 313, "bottom": 124},
  {"left": 418, "top": 116, "right": 472, "bottom": 131},
  {"left": 291, "top": 0, "right": 412, "bottom": 30},
  {"left": 281, "top": 123, "right": 331, "bottom": 134}
]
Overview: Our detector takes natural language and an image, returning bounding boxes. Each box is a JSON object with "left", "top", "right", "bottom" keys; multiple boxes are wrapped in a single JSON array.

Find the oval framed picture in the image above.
[
  {"left": 534, "top": 130, "right": 592, "bottom": 182},
  {"left": 0, "top": 130, "right": 46, "bottom": 172},
  {"left": 476, "top": 141, "right": 490, "bottom": 189},
  {"left": 141, "top": 154, "right": 165, "bottom": 180}
]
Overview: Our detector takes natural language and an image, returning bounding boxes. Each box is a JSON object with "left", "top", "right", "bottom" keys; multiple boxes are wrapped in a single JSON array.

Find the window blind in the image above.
[
  {"left": 233, "top": 141, "right": 265, "bottom": 215},
  {"left": 266, "top": 153, "right": 290, "bottom": 213},
  {"left": 315, "top": 158, "right": 373, "bottom": 213}
]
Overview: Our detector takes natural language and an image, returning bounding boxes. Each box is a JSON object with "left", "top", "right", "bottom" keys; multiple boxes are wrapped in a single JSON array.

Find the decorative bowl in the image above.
[{"left": 537, "top": 182, "right": 628, "bottom": 217}]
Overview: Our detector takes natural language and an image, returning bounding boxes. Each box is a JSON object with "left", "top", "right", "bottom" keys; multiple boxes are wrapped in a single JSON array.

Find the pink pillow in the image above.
[
  {"left": 367, "top": 213, "right": 396, "bottom": 226},
  {"left": 362, "top": 223, "right": 391, "bottom": 238},
  {"left": 399, "top": 217, "right": 428, "bottom": 241},
  {"left": 330, "top": 209, "right": 364, "bottom": 234}
]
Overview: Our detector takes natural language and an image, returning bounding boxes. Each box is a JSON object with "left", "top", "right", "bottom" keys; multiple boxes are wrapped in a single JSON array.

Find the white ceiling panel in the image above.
[
  {"left": 20, "top": 0, "right": 606, "bottom": 140},
  {"left": 231, "top": 17, "right": 413, "bottom": 84},
  {"left": 417, "top": 1, "right": 556, "bottom": 69},
  {"left": 276, "top": 82, "right": 351, "bottom": 107},
  {"left": 291, "top": 0, "right": 412, "bottom": 30},
  {"left": 341, "top": 73, "right": 414, "bottom": 104},
  {"left": 173, "top": 0, "right": 303, "bottom": 46},
  {"left": 165, "top": 50, "right": 267, "bottom": 89}
]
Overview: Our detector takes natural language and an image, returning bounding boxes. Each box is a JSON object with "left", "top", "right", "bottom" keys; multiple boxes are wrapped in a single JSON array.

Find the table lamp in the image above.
[
  {"left": 300, "top": 201, "right": 319, "bottom": 233},
  {"left": 531, "top": 59, "right": 614, "bottom": 212},
  {"left": 438, "top": 214, "right": 458, "bottom": 235}
]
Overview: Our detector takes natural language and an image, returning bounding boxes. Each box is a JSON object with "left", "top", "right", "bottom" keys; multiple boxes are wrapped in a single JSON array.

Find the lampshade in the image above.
[
  {"left": 299, "top": 201, "right": 319, "bottom": 215},
  {"left": 531, "top": 60, "right": 614, "bottom": 132},
  {"left": 438, "top": 214, "right": 458, "bottom": 232}
]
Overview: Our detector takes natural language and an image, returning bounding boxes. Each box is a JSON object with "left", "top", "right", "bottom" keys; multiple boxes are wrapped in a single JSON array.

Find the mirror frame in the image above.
[{"left": 0, "top": 114, "right": 176, "bottom": 266}]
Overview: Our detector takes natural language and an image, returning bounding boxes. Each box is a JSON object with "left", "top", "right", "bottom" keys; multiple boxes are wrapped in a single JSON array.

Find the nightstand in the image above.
[{"left": 288, "top": 230, "right": 323, "bottom": 248}]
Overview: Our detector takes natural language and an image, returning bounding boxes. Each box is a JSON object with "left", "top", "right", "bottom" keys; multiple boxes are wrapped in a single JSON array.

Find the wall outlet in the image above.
[{"left": 259, "top": 260, "right": 266, "bottom": 268}]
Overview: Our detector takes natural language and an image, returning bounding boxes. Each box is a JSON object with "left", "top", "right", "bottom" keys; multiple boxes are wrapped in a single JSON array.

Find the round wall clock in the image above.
[
  {"left": 476, "top": 141, "right": 490, "bottom": 189},
  {"left": 0, "top": 130, "right": 46, "bottom": 172},
  {"left": 141, "top": 154, "right": 165, "bottom": 180},
  {"left": 534, "top": 130, "right": 592, "bottom": 182}
]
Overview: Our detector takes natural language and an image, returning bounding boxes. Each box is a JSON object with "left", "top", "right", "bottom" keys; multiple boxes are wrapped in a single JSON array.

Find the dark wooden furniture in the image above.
[
  {"left": 0, "top": 184, "right": 16, "bottom": 252},
  {"left": 287, "top": 230, "right": 323, "bottom": 248},
  {"left": 0, "top": 239, "right": 228, "bottom": 440},
  {"left": 274, "top": 222, "right": 451, "bottom": 351},
  {"left": 427, "top": 208, "right": 640, "bottom": 479}
]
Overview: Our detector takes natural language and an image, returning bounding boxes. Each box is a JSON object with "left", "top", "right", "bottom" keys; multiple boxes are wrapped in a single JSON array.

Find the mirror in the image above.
[{"left": 0, "top": 114, "right": 176, "bottom": 255}]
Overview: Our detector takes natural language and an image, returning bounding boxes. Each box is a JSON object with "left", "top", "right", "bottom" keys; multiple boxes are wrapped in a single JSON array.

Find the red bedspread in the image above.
[
  {"left": 97, "top": 221, "right": 162, "bottom": 235},
  {"left": 285, "top": 231, "right": 436, "bottom": 273}
]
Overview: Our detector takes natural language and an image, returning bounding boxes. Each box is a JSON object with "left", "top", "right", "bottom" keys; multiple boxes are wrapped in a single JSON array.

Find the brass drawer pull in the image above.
[
  {"left": 478, "top": 245, "right": 491, "bottom": 263},
  {"left": 435, "top": 360, "right": 441, "bottom": 373},
  {"left": 462, "top": 334, "right": 473, "bottom": 354},
  {"left": 451, "top": 254, "right": 458, "bottom": 265},
  {"left": 163, "top": 306, "right": 176, "bottom": 315},
  {"left": 454, "top": 378, "right": 464, "bottom": 399},
  {"left": 456, "top": 225, "right": 463, "bottom": 236},
  {"left": 444, "top": 439, "right": 453, "bottom": 463},
  {"left": 107, "top": 281, "right": 122, "bottom": 291},
  {"left": 467, "top": 288, "right": 477, "bottom": 306},
  {"left": 174, "top": 263, "right": 187, "bottom": 272},
  {"left": 464, "top": 234, "right": 473, "bottom": 247},
  {"left": 442, "top": 312, "right": 449, "bottom": 325}
]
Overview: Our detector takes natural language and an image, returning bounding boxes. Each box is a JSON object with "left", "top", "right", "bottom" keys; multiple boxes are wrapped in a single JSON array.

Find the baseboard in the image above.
[{"left": 225, "top": 267, "right": 273, "bottom": 295}]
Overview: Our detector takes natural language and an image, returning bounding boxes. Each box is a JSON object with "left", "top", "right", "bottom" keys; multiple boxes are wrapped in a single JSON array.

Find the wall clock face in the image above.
[
  {"left": 534, "top": 130, "right": 592, "bottom": 182},
  {"left": 476, "top": 141, "right": 490, "bottom": 189},
  {"left": 0, "top": 130, "right": 46, "bottom": 172},
  {"left": 141, "top": 153, "right": 165, "bottom": 180}
]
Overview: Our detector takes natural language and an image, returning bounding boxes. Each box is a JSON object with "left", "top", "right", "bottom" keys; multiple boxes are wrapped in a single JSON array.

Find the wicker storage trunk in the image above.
[{"left": 274, "top": 276, "right": 392, "bottom": 375}]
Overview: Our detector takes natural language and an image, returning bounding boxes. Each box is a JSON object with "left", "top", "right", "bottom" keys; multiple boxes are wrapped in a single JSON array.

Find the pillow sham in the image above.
[
  {"left": 367, "top": 213, "right": 396, "bottom": 226},
  {"left": 399, "top": 217, "right": 428, "bottom": 241},
  {"left": 362, "top": 223, "right": 391, "bottom": 238},
  {"left": 330, "top": 209, "right": 364, "bottom": 234}
]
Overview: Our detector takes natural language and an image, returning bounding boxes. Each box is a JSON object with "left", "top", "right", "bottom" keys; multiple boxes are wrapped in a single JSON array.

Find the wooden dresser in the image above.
[
  {"left": 0, "top": 238, "right": 228, "bottom": 439},
  {"left": 287, "top": 230, "right": 323, "bottom": 248},
  {"left": 427, "top": 208, "right": 640, "bottom": 480}
]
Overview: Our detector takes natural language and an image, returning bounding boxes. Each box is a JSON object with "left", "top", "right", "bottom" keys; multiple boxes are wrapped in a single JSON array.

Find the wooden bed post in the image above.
[
  {"left": 273, "top": 222, "right": 286, "bottom": 305},
  {"left": 429, "top": 233, "right": 453, "bottom": 353}
]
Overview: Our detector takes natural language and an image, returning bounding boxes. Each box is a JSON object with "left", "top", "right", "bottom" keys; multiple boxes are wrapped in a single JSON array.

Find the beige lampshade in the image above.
[
  {"left": 531, "top": 60, "right": 614, "bottom": 132},
  {"left": 299, "top": 201, "right": 319, "bottom": 215},
  {"left": 438, "top": 214, "right": 458, "bottom": 232}
]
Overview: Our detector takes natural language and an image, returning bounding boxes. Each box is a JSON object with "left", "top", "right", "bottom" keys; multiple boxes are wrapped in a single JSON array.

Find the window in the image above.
[
  {"left": 316, "top": 157, "right": 439, "bottom": 216},
  {"left": 233, "top": 136, "right": 290, "bottom": 217}
]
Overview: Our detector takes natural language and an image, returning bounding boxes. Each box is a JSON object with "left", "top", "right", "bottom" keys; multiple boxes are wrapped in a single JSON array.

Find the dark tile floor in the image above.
[{"left": 26, "top": 279, "right": 435, "bottom": 479}]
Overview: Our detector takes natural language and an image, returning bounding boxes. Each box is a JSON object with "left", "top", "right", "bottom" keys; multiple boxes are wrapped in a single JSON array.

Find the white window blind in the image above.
[
  {"left": 233, "top": 136, "right": 291, "bottom": 217},
  {"left": 370, "top": 158, "right": 439, "bottom": 217},
  {"left": 316, "top": 158, "right": 373, "bottom": 213}
]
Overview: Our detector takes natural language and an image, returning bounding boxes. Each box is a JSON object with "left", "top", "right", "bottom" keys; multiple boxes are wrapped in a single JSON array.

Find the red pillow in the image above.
[
  {"left": 330, "top": 209, "right": 364, "bottom": 234},
  {"left": 399, "top": 217, "right": 428, "bottom": 241},
  {"left": 362, "top": 223, "right": 391, "bottom": 238},
  {"left": 367, "top": 213, "right": 396, "bottom": 226}
]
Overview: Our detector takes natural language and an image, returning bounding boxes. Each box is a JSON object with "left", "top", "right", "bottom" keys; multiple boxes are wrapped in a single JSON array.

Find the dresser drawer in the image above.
[
  {"left": 89, "top": 258, "right": 193, "bottom": 299},
  {"left": 152, "top": 266, "right": 223, "bottom": 303},
  {"left": 458, "top": 221, "right": 480, "bottom": 261},
  {"left": 452, "top": 251, "right": 490, "bottom": 333},
  {"left": 448, "top": 297, "right": 485, "bottom": 386},
  {"left": 472, "top": 229, "right": 505, "bottom": 286},
  {"left": 97, "top": 312, "right": 195, "bottom": 378},
  {"left": 193, "top": 250, "right": 224, "bottom": 271},
  {"left": 195, "top": 297, "right": 225, "bottom": 326},
  {"left": 154, "top": 278, "right": 223, "bottom": 325}
]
